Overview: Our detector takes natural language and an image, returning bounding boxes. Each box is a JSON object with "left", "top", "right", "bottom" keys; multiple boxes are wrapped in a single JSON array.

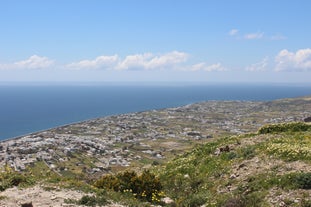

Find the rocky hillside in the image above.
[
  {"left": 158, "top": 122, "right": 311, "bottom": 206},
  {"left": 0, "top": 96, "right": 311, "bottom": 206}
]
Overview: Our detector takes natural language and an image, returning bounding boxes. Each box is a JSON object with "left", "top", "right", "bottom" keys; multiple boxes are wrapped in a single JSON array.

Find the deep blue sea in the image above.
[{"left": 0, "top": 83, "right": 310, "bottom": 140}]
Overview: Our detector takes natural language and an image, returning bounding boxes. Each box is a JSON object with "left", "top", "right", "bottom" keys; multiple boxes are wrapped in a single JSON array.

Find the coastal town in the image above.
[{"left": 1, "top": 98, "right": 311, "bottom": 178}]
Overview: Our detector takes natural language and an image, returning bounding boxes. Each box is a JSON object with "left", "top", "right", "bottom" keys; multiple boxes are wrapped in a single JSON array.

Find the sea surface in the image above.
[{"left": 1, "top": 83, "right": 311, "bottom": 140}]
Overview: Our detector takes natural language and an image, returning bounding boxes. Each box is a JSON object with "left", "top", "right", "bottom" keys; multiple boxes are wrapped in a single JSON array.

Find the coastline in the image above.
[
  {"left": 1, "top": 84, "right": 311, "bottom": 141},
  {"left": 1, "top": 94, "right": 311, "bottom": 143},
  {"left": 0, "top": 104, "right": 183, "bottom": 142},
  {"left": 1, "top": 96, "right": 311, "bottom": 174}
]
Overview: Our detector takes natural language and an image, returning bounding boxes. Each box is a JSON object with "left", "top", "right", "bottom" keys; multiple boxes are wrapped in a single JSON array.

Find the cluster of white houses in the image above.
[{"left": 1, "top": 100, "right": 310, "bottom": 174}]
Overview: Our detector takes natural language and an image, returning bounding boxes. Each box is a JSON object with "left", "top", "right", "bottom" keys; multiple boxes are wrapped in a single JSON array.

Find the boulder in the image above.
[
  {"left": 304, "top": 117, "right": 311, "bottom": 122},
  {"left": 21, "top": 202, "right": 33, "bottom": 207},
  {"left": 187, "top": 131, "right": 202, "bottom": 137}
]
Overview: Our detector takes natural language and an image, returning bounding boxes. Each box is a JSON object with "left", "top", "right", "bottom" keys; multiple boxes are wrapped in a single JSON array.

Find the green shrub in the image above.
[
  {"left": 94, "top": 170, "right": 163, "bottom": 203},
  {"left": 183, "top": 192, "right": 207, "bottom": 207},
  {"left": 227, "top": 152, "right": 238, "bottom": 160},
  {"left": 258, "top": 122, "right": 311, "bottom": 134},
  {"left": 9, "top": 174, "right": 28, "bottom": 186},
  {"left": 79, "top": 195, "right": 97, "bottom": 206},
  {"left": 301, "top": 199, "right": 311, "bottom": 207},
  {"left": 243, "top": 192, "right": 265, "bottom": 207},
  {"left": 94, "top": 174, "right": 119, "bottom": 191},
  {"left": 293, "top": 172, "right": 311, "bottom": 189},
  {"left": 0, "top": 169, "right": 35, "bottom": 191},
  {"left": 223, "top": 197, "right": 245, "bottom": 207},
  {"left": 65, "top": 194, "right": 108, "bottom": 207},
  {"left": 239, "top": 145, "right": 256, "bottom": 159},
  {"left": 247, "top": 173, "right": 311, "bottom": 190},
  {"left": 116, "top": 170, "right": 138, "bottom": 193}
]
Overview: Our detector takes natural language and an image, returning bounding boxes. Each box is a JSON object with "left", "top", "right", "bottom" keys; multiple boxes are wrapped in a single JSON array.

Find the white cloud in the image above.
[
  {"left": 66, "top": 55, "right": 118, "bottom": 69},
  {"left": 244, "top": 32, "right": 264, "bottom": 40},
  {"left": 245, "top": 57, "right": 269, "bottom": 71},
  {"left": 270, "top": 34, "right": 287, "bottom": 40},
  {"left": 64, "top": 51, "right": 189, "bottom": 71},
  {"left": 229, "top": 29, "right": 239, "bottom": 36},
  {"left": 229, "top": 29, "right": 286, "bottom": 41},
  {"left": 64, "top": 51, "right": 227, "bottom": 72},
  {"left": 0, "top": 55, "right": 54, "bottom": 70},
  {"left": 116, "top": 51, "right": 188, "bottom": 70},
  {"left": 147, "top": 51, "right": 188, "bottom": 69},
  {"left": 0, "top": 51, "right": 230, "bottom": 74},
  {"left": 116, "top": 53, "right": 153, "bottom": 70},
  {"left": 275, "top": 48, "right": 311, "bottom": 71},
  {"left": 191, "top": 62, "right": 226, "bottom": 72}
]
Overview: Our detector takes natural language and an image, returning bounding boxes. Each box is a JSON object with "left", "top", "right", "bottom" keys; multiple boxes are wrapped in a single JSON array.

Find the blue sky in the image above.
[{"left": 0, "top": 0, "right": 311, "bottom": 83}]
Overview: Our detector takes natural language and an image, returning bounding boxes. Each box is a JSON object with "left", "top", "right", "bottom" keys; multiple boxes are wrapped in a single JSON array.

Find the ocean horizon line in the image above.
[
  {"left": 1, "top": 84, "right": 311, "bottom": 140},
  {"left": 1, "top": 81, "right": 311, "bottom": 87}
]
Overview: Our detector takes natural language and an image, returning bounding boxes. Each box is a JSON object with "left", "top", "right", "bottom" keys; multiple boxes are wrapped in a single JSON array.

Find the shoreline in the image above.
[
  {"left": 0, "top": 96, "right": 310, "bottom": 174},
  {"left": 1, "top": 85, "right": 311, "bottom": 142},
  {"left": 0, "top": 99, "right": 245, "bottom": 142},
  {"left": 0, "top": 103, "right": 188, "bottom": 142},
  {"left": 0, "top": 114, "right": 120, "bottom": 143},
  {"left": 1, "top": 94, "right": 310, "bottom": 143}
]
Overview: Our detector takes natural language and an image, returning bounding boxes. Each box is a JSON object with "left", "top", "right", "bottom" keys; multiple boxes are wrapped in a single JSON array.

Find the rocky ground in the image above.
[
  {"left": 0, "top": 185, "right": 85, "bottom": 207},
  {"left": 217, "top": 134, "right": 311, "bottom": 206},
  {"left": 0, "top": 185, "right": 127, "bottom": 207}
]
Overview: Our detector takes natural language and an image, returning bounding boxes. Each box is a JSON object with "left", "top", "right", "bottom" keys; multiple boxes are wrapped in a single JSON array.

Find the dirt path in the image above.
[{"left": 0, "top": 185, "right": 86, "bottom": 207}]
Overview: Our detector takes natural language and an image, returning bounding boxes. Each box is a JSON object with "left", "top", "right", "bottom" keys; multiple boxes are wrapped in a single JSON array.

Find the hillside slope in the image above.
[
  {"left": 0, "top": 96, "right": 311, "bottom": 206},
  {"left": 158, "top": 122, "right": 311, "bottom": 206}
]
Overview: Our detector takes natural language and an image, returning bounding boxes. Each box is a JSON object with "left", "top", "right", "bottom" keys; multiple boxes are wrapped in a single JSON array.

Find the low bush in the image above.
[
  {"left": 94, "top": 170, "right": 163, "bottom": 203},
  {"left": 223, "top": 197, "right": 245, "bottom": 207},
  {"left": 239, "top": 145, "right": 256, "bottom": 159},
  {"left": 78, "top": 195, "right": 108, "bottom": 206},
  {"left": 183, "top": 192, "right": 207, "bottom": 207},
  {"left": 65, "top": 191, "right": 108, "bottom": 207},
  {"left": 0, "top": 167, "right": 35, "bottom": 191},
  {"left": 301, "top": 199, "right": 311, "bottom": 207},
  {"left": 293, "top": 172, "right": 311, "bottom": 189},
  {"left": 264, "top": 132, "right": 311, "bottom": 162},
  {"left": 258, "top": 122, "right": 311, "bottom": 134}
]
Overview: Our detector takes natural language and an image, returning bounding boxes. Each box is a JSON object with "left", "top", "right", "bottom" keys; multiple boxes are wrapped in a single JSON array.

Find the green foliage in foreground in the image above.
[
  {"left": 238, "top": 172, "right": 311, "bottom": 193},
  {"left": 258, "top": 122, "right": 311, "bottom": 134},
  {"left": 65, "top": 194, "right": 108, "bottom": 207},
  {"left": 293, "top": 172, "right": 311, "bottom": 189},
  {"left": 157, "top": 123, "right": 311, "bottom": 206},
  {"left": 94, "top": 170, "right": 164, "bottom": 203},
  {"left": 263, "top": 131, "right": 311, "bottom": 162},
  {"left": 0, "top": 166, "right": 35, "bottom": 191}
]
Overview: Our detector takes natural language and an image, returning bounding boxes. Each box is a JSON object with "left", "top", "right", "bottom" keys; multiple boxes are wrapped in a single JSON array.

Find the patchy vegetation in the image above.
[
  {"left": 65, "top": 194, "right": 108, "bottom": 206},
  {"left": 264, "top": 132, "right": 311, "bottom": 162},
  {"left": 94, "top": 170, "right": 164, "bottom": 203},
  {"left": 157, "top": 122, "right": 311, "bottom": 206},
  {"left": 0, "top": 166, "right": 35, "bottom": 191},
  {"left": 1, "top": 122, "right": 310, "bottom": 206},
  {"left": 258, "top": 122, "right": 311, "bottom": 134}
]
